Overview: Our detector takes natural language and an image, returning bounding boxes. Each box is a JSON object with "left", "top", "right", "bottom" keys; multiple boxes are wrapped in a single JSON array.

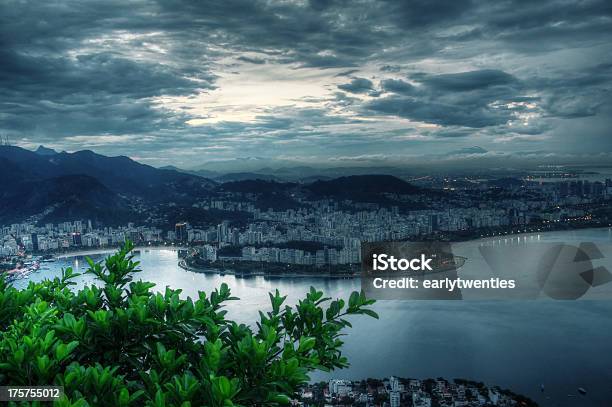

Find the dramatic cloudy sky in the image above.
[{"left": 1, "top": 0, "right": 611, "bottom": 168}]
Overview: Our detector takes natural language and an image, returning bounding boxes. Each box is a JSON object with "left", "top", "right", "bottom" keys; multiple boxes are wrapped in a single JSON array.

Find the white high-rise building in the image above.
[
  {"left": 328, "top": 379, "right": 351, "bottom": 397},
  {"left": 389, "top": 376, "right": 400, "bottom": 391},
  {"left": 390, "top": 391, "right": 400, "bottom": 407}
]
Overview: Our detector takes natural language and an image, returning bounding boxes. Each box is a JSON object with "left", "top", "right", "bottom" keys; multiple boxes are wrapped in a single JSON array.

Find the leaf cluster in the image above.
[{"left": 0, "top": 241, "right": 377, "bottom": 406}]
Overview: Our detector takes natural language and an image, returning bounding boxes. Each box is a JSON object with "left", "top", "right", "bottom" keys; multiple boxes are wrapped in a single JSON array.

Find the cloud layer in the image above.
[{"left": 1, "top": 0, "right": 611, "bottom": 167}]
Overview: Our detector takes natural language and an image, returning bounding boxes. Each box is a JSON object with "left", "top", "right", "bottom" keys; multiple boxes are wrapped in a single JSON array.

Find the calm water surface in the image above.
[{"left": 15, "top": 228, "right": 612, "bottom": 407}]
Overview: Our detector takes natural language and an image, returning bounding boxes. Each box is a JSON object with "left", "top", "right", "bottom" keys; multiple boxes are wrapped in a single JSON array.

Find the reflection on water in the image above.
[{"left": 15, "top": 228, "right": 612, "bottom": 407}]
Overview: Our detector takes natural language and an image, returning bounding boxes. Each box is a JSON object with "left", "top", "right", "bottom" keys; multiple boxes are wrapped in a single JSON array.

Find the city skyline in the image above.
[{"left": 1, "top": 0, "right": 611, "bottom": 168}]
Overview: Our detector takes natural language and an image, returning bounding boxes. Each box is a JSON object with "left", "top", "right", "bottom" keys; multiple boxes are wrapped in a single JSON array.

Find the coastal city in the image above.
[
  {"left": 1, "top": 169, "right": 605, "bottom": 405},
  {"left": 2, "top": 0, "right": 611, "bottom": 405},
  {"left": 299, "top": 376, "right": 537, "bottom": 407},
  {"left": 1, "top": 174, "right": 612, "bottom": 279}
]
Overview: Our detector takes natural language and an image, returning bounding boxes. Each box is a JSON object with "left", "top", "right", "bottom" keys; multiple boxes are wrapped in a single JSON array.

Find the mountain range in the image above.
[
  {"left": 178, "top": 147, "right": 491, "bottom": 178},
  {"left": 0, "top": 146, "right": 215, "bottom": 224},
  {"left": 218, "top": 174, "right": 431, "bottom": 210},
  {"left": 0, "top": 145, "right": 430, "bottom": 225}
]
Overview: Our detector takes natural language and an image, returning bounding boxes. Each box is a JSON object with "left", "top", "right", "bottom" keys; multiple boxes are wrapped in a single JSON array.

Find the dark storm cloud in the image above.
[
  {"left": 237, "top": 56, "right": 266, "bottom": 64},
  {"left": 366, "top": 70, "right": 525, "bottom": 128},
  {"left": 367, "top": 58, "right": 612, "bottom": 137},
  {"left": 0, "top": 0, "right": 611, "bottom": 161},
  {"left": 295, "top": 54, "right": 358, "bottom": 69},
  {"left": 0, "top": 48, "right": 209, "bottom": 137},
  {"left": 155, "top": 0, "right": 392, "bottom": 66},
  {"left": 418, "top": 70, "right": 517, "bottom": 92},
  {"left": 338, "top": 78, "right": 375, "bottom": 94},
  {"left": 0, "top": 0, "right": 393, "bottom": 147},
  {"left": 527, "top": 63, "right": 612, "bottom": 119},
  {"left": 380, "top": 65, "right": 402, "bottom": 73},
  {"left": 0, "top": 0, "right": 217, "bottom": 144},
  {"left": 480, "top": 0, "right": 612, "bottom": 46},
  {"left": 380, "top": 79, "right": 416, "bottom": 95},
  {"left": 383, "top": 0, "right": 474, "bottom": 28},
  {"left": 366, "top": 96, "right": 511, "bottom": 128},
  {"left": 1, "top": 51, "right": 213, "bottom": 99}
]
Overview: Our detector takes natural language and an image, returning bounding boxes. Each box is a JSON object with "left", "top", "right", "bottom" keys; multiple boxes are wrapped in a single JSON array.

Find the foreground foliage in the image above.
[{"left": 0, "top": 241, "right": 378, "bottom": 406}]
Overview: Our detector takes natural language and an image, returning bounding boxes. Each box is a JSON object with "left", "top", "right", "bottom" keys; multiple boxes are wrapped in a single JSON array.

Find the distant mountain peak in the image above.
[
  {"left": 159, "top": 165, "right": 182, "bottom": 171},
  {"left": 0, "top": 145, "right": 217, "bottom": 224},
  {"left": 34, "top": 145, "right": 58, "bottom": 156},
  {"left": 307, "top": 174, "right": 422, "bottom": 196}
]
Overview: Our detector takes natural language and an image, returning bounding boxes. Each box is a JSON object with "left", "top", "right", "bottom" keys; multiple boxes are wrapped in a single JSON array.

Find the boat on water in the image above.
[{"left": 3, "top": 261, "right": 41, "bottom": 282}]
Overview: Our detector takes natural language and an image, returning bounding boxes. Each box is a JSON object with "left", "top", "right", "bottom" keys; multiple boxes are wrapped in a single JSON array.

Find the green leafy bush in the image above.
[{"left": 0, "top": 241, "right": 378, "bottom": 406}]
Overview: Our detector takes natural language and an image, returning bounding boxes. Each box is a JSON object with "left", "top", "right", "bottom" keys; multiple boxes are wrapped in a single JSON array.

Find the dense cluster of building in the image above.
[
  {"left": 0, "top": 221, "right": 164, "bottom": 256},
  {"left": 2, "top": 177, "right": 611, "bottom": 272},
  {"left": 195, "top": 177, "right": 612, "bottom": 244},
  {"left": 186, "top": 177, "right": 611, "bottom": 269},
  {"left": 296, "top": 377, "right": 535, "bottom": 407},
  {"left": 240, "top": 244, "right": 361, "bottom": 266}
]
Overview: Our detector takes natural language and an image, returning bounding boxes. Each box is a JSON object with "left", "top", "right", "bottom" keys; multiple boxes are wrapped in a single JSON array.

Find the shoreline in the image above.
[
  {"left": 304, "top": 376, "right": 537, "bottom": 407},
  {"left": 42, "top": 225, "right": 612, "bottom": 259},
  {"left": 178, "top": 259, "right": 357, "bottom": 279},
  {"left": 470, "top": 225, "right": 612, "bottom": 245},
  {"left": 53, "top": 245, "right": 190, "bottom": 259},
  {"left": 38, "top": 226, "right": 612, "bottom": 280},
  {"left": 178, "top": 226, "right": 611, "bottom": 279}
]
